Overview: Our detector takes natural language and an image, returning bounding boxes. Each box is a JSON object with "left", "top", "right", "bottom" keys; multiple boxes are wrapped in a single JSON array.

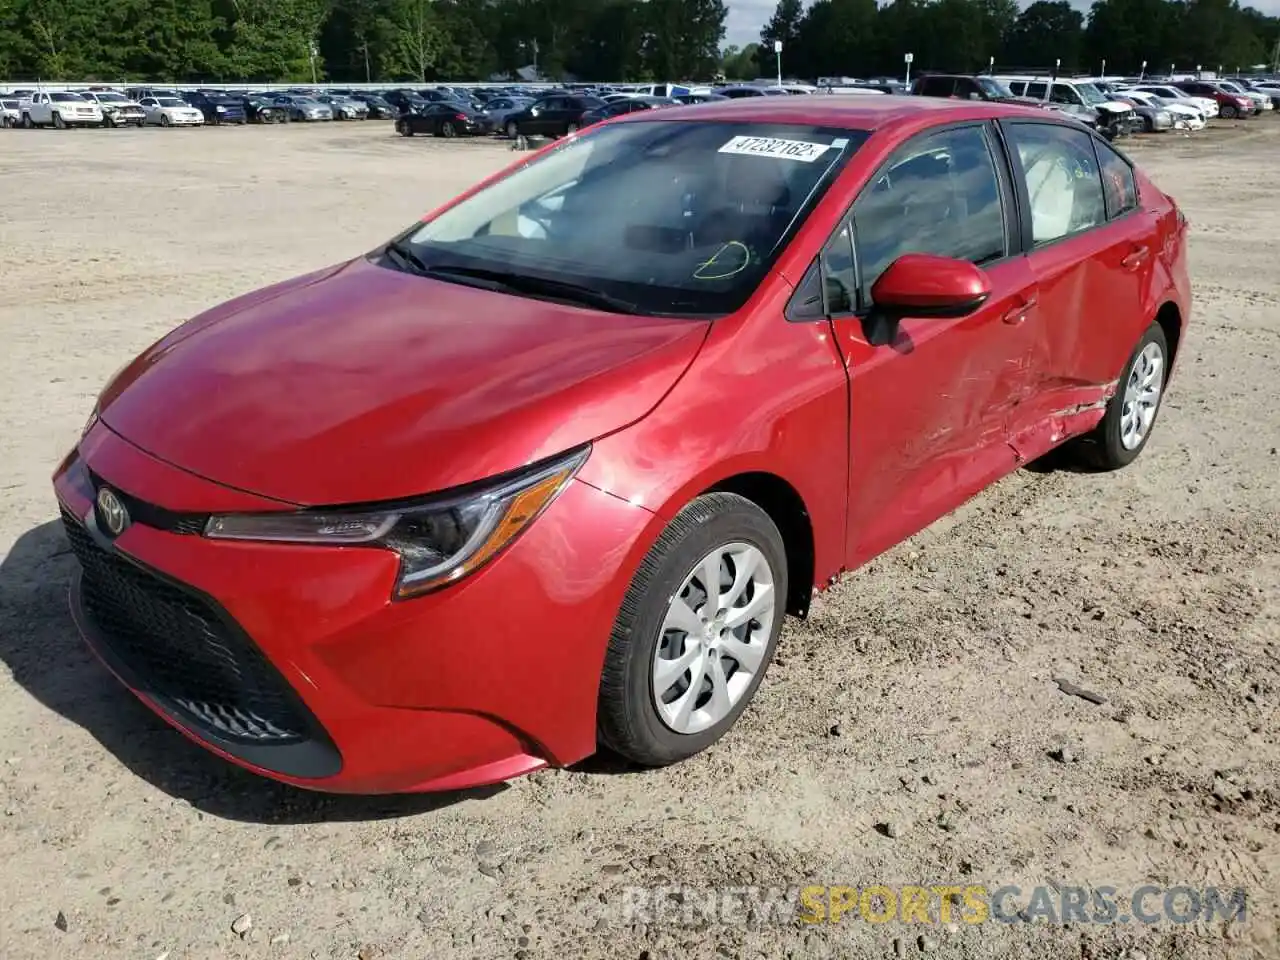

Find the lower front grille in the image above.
[{"left": 61, "top": 508, "right": 309, "bottom": 745}]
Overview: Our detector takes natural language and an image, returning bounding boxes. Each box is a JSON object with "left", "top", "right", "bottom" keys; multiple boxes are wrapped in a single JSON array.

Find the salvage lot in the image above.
[{"left": 0, "top": 121, "right": 1277, "bottom": 960}]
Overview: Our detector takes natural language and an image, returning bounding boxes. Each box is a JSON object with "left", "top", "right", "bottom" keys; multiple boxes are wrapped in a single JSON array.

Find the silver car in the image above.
[
  {"left": 272, "top": 95, "right": 334, "bottom": 121},
  {"left": 481, "top": 95, "right": 534, "bottom": 127},
  {"left": 316, "top": 94, "right": 368, "bottom": 120}
]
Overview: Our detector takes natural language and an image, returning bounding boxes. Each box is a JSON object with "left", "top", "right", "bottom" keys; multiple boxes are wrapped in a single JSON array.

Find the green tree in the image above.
[
  {"left": 1002, "top": 1, "right": 1084, "bottom": 72},
  {"left": 756, "top": 0, "right": 803, "bottom": 74},
  {"left": 723, "top": 42, "right": 761, "bottom": 79},
  {"left": 641, "top": 0, "right": 728, "bottom": 79}
]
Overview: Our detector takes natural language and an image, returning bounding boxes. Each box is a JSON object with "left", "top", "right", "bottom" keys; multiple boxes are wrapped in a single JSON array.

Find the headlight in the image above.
[{"left": 205, "top": 446, "right": 589, "bottom": 598}]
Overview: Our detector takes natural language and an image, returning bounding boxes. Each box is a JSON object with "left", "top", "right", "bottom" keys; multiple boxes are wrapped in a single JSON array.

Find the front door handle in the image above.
[
  {"left": 1121, "top": 245, "right": 1150, "bottom": 271},
  {"left": 1002, "top": 296, "right": 1038, "bottom": 325}
]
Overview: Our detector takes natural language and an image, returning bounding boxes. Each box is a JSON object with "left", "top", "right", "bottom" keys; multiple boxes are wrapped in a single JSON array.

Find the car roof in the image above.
[{"left": 608, "top": 94, "right": 1058, "bottom": 132}]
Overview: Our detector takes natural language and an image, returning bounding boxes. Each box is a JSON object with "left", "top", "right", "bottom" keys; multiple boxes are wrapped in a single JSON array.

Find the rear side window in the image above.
[
  {"left": 1004, "top": 123, "right": 1106, "bottom": 245},
  {"left": 852, "top": 124, "right": 1007, "bottom": 296},
  {"left": 919, "top": 77, "right": 954, "bottom": 97},
  {"left": 1095, "top": 140, "right": 1138, "bottom": 218}
]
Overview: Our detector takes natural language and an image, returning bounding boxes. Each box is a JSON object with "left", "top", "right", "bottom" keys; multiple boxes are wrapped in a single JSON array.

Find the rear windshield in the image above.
[{"left": 396, "top": 120, "right": 867, "bottom": 316}]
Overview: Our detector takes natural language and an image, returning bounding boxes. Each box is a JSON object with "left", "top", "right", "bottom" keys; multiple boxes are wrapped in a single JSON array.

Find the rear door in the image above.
[
  {"left": 997, "top": 120, "right": 1155, "bottom": 461},
  {"left": 826, "top": 121, "right": 1042, "bottom": 566}
]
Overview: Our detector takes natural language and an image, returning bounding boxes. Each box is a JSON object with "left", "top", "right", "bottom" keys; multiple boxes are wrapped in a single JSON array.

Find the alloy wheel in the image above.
[
  {"left": 652, "top": 542, "right": 776, "bottom": 735},
  {"left": 1120, "top": 341, "right": 1164, "bottom": 450}
]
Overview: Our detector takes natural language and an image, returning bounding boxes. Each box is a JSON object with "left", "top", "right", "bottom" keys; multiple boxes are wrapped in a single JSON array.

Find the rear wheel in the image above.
[
  {"left": 505, "top": 119, "right": 519, "bottom": 139},
  {"left": 1220, "top": 103, "right": 1238, "bottom": 119},
  {"left": 1072, "top": 322, "right": 1170, "bottom": 471},
  {"left": 597, "top": 492, "right": 788, "bottom": 766}
]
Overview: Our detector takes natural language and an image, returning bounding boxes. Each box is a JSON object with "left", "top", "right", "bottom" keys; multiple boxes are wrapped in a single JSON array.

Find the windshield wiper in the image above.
[
  {"left": 422, "top": 263, "right": 640, "bottom": 315},
  {"left": 383, "top": 238, "right": 430, "bottom": 275}
]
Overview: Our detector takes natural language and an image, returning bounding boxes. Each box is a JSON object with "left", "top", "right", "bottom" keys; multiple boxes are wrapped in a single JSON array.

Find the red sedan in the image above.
[{"left": 54, "top": 96, "right": 1190, "bottom": 794}]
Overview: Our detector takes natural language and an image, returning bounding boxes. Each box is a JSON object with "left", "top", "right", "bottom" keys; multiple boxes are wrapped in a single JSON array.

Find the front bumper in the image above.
[{"left": 53, "top": 424, "right": 655, "bottom": 794}]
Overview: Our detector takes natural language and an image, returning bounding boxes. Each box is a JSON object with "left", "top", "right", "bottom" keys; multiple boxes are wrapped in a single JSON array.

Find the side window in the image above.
[
  {"left": 1095, "top": 139, "right": 1138, "bottom": 218},
  {"left": 787, "top": 223, "right": 856, "bottom": 321},
  {"left": 955, "top": 79, "right": 981, "bottom": 100},
  {"left": 1050, "top": 84, "right": 1082, "bottom": 105},
  {"left": 1003, "top": 122, "right": 1106, "bottom": 245},
  {"left": 1027, "top": 82, "right": 1048, "bottom": 99},
  {"left": 921, "top": 77, "right": 953, "bottom": 97},
  {"left": 851, "top": 125, "right": 1007, "bottom": 297}
]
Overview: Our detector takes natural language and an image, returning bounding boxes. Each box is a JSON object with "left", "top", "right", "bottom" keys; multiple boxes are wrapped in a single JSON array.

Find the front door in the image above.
[{"left": 831, "top": 122, "right": 1043, "bottom": 567}]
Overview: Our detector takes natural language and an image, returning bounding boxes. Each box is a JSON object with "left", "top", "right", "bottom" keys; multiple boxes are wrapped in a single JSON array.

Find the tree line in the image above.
[{"left": 0, "top": 0, "right": 1276, "bottom": 85}]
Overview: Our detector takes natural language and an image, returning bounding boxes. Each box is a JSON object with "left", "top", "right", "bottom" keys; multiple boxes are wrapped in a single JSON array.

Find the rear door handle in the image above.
[
  {"left": 1002, "top": 296, "right": 1038, "bottom": 326},
  {"left": 1121, "top": 246, "right": 1150, "bottom": 270}
]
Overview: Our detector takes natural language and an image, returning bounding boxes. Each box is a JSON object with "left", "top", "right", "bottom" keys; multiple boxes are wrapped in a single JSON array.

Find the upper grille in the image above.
[
  {"left": 61, "top": 508, "right": 309, "bottom": 745},
  {"left": 86, "top": 469, "right": 208, "bottom": 534}
]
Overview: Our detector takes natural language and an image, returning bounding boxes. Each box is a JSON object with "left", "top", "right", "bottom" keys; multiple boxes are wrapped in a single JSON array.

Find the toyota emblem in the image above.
[{"left": 96, "top": 487, "right": 130, "bottom": 536}]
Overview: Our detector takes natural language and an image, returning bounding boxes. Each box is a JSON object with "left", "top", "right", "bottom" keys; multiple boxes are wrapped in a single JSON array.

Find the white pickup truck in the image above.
[{"left": 20, "top": 91, "right": 103, "bottom": 128}]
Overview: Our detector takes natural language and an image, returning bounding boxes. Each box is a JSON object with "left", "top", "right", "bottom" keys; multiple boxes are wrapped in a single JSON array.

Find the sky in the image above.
[{"left": 722, "top": 0, "right": 1280, "bottom": 48}]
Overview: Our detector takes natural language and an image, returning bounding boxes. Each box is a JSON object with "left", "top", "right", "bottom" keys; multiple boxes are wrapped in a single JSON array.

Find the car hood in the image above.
[{"left": 97, "top": 257, "right": 710, "bottom": 506}]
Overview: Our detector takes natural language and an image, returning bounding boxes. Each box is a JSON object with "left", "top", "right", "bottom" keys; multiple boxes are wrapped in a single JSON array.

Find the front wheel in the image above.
[
  {"left": 396, "top": 119, "right": 413, "bottom": 136},
  {"left": 1220, "top": 104, "right": 1238, "bottom": 119},
  {"left": 440, "top": 120, "right": 456, "bottom": 138},
  {"left": 160, "top": 114, "right": 171, "bottom": 127},
  {"left": 597, "top": 492, "right": 788, "bottom": 767},
  {"left": 52, "top": 112, "right": 66, "bottom": 129},
  {"left": 1073, "top": 322, "right": 1170, "bottom": 471}
]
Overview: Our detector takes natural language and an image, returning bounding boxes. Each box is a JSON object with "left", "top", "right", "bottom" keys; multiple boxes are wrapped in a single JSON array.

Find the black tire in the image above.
[
  {"left": 21, "top": 113, "right": 33, "bottom": 129},
  {"left": 1220, "top": 104, "right": 1238, "bottom": 120},
  {"left": 160, "top": 114, "right": 171, "bottom": 127},
  {"left": 102, "top": 114, "right": 116, "bottom": 128},
  {"left": 1072, "top": 321, "right": 1170, "bottom": 471},
  {"left": 597, "top": 492, "right": 788, "bottom": 767},
  {"left": 52, "top": 112, "right": 66, "bottom": 129},
  {"left": 566, "top": 120, "right": 579, "bottom": 135},
  {"left": 440, "top": 120, "right": 456, "bottom": 138},
  {"left": 396, "top": 119, "right": 413, "bottom": 137},
  {"left": 505, "top": 119, "right": 519, "bottom": 139}
]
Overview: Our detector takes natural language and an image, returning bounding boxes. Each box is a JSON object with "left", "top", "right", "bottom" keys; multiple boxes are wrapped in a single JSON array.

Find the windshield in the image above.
[
  {"left": 95, "top": 93, "right": 129, "bottom": 102},
  {"left": 1075, "top": 83, "right": 1107, "bottom": 106},
  {"left": 393, "top": 120, "right": 866, "bottom": 316},
  {"left": 157, "top": 98, "right": 185, "bottom": 107},
  {"left": 1219, "top": 81, "right": 1246, "bottom": 94},
  {"left": 975, "top": 77, "right": 1012, "bottom": 97},
  {"left": 51, "top": 93, "right": 86, "bottom": 102}
]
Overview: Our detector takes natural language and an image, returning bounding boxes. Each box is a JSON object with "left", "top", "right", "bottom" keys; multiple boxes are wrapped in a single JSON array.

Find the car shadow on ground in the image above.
[{"left": 0, "top": 518, "right": 505, "bottom": 824}]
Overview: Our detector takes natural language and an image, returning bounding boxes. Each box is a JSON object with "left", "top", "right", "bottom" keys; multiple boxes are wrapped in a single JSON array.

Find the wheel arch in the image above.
[
  {"left": 702, "top": 471, "right": 816, "bottom": 619},
  {"left": 1154, "top": 300, "right": 1182, "bottom": 369}
]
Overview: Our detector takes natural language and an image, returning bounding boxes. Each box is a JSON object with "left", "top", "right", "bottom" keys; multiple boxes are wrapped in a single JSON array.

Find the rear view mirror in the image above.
[
  {"left": 863, "top": 254, "right": 992, "bottom": 346},
  {"left": 870, "top": 253, "right": 991, "bottom": 318}
]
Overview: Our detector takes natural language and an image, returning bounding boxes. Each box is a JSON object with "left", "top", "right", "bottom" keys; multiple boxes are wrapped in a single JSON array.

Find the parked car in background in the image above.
[
  {"left": 139, "top": 96, "right": 205, "bottom": 127},
  {"left": 913, "top": 73, "right": 1041, "bottom": 106},
  {"left": 345, "top": 93, "right": 396, "bottom": 119},
  {"left": 1, "top": 97, "right": 22, "bottom": 127},
  {"left": 581, "top": 95, "right": 677, "bottom": 126},
  {"left": 181, "top": 91, "right": 247, "bottom": 125},
  {"left": 1110, "top": 93, "right": 1174, "bottom": 132},
  {"left": 503, "top": 94, "right": 606, "bottom": 138},
  {"left": 1123, "top": 83, "right": 1219, "bottom": 118},
  {"left": 995, "top": 76, "right": 1138, "bottom": 136},
  {"left": 717, "top": 85, "right": 788, "bottom": 98},
  {"left": 1215, "top": 79, "right": 1272, "bottom": 113},
  {"left": 314, "top": 94, "right": 368, "bottom": 120},
  {"left": 383, "top": 89, "right": 431, "bottom": 115},
  {"left": 1174, "top": 80, "right": 1255, "bottom": 118},
  {"left": 56, "top": 97, "right": 1190, "bottom": 795},
  {"left": 80, "top": 90, "right": 147, "bottom": 127},
  {"left": 673, "top": 92, "right": 730, "bottom": 104},
  {"left": 269, "top": 95, "right": 333, "bottom": 121},
  {"left": 242, "top": 95, "right": 289, "bottom": 123},
  {"left": 21, "top": 91, "right": 103, "bottom": 128},
  {"left": 125, "top": 87, "right": 182, "bottom": 102},
  {"left": 1235, "top": 79, "right": 1280, "bottom": 109},
  {"left": 395, "top": 102, "right": 493, "bottom": 138},
  {"left": 1122, "top": 90, "right": 1204, "bottom": 129},
  {"left": 480, "top": 95, "right": 534, "bottom": 128}
]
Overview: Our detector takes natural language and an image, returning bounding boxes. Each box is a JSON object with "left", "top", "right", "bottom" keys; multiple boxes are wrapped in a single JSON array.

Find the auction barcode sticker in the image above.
[{"left": 718, "top": 136, "right": 834, "bottom": 162}]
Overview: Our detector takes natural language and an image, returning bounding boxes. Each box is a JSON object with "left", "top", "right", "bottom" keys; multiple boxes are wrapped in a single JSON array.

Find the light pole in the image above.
[
  {"left": 361, "top": 41, "right": 370, "bottom": 84},
  {"left": 309, "top": 41, "right": 318, "bottom": 84},
  {"left": 904, "top": 51, "right": 913, "bottom": 86},
  {"left": 1140, "top": 60, "right": 1147, "bottom": 80},
  {"left": 1101, "top": 58, "right": 1106, "bottom": 77},
  {"left": 774, "top": 40, "right": 782, "bottom": 88},
  {"left": 988, "top": 55, "right": 994, "bottom": 75}
]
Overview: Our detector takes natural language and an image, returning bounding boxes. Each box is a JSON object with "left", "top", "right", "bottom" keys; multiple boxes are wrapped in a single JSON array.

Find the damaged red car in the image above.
[{"left": 54, "top": 97, "right": 1190, "bottom": 794}]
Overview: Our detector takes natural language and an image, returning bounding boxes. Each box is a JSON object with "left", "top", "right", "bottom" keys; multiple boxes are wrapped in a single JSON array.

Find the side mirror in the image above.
[{"left": 864, "top": 254, "right": 992, "bottom": 346}]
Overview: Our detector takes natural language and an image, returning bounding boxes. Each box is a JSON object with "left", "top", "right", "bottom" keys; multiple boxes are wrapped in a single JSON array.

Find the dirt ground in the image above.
[{"left": 0, "top": 118, "right": 1277, "bottom": 960}]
